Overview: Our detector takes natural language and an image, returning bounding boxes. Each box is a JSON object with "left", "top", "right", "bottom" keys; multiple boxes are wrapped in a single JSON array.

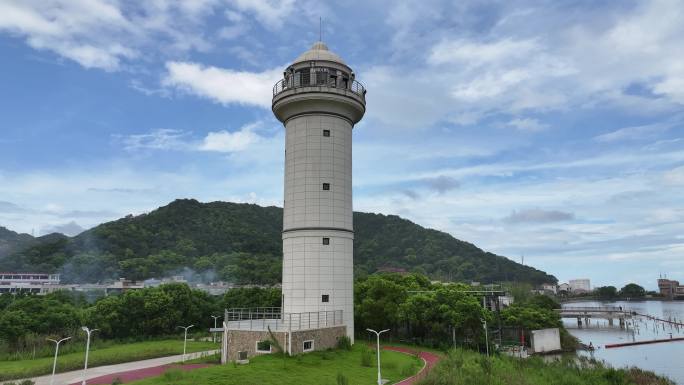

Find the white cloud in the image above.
[
  {"left": 503, "top": 209, "right": 575, "bottom": 223},
  {"left": 163, "top": 61, "right": 282, "bottom": 108},
  {"left": 508, "top": 118, "right": 549, "bottom": 132},
  {"left": 199, "top": 123, "right": 262, "bottom": 153},
  {"left": 120, "top": 129, "right": 190, "bottom": 151},
  {"left": 118, "top": 122, "right": 269, "bottom": 154},
  {"left": 428, "top": 38, "right": 539, "bottom": 66},
  {"left": 367, "top": 0, "right": 684, "bottom": 127},
  {"left": 230, "top": 0, "right": 295, "bottom": 29},
  {"left": 0, "top": 1, "right": 223, "bottom": 71},
  {"left": 663, "top": 166, "right": 684, "bottom": 186},
  {"left": 594, "top": 122, "right": 673, "bottom": 142}
]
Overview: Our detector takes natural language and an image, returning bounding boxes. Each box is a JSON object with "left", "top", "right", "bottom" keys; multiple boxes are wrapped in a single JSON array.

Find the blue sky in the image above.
[{"left": 0, "top": 0, "right": 682, "bottom": 290}]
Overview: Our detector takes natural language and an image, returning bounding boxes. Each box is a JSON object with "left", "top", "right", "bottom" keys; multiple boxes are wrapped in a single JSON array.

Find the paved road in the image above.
[{"left": 21, "top": 350, "right": 219, "bottom": 385}]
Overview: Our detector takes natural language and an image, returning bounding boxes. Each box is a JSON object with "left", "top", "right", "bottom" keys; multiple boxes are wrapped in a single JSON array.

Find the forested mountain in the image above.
[
  {"left": 0, "top": 199, "right": 556, "bottom": 285},
  {"left": 0, "top": 226, "right": 67, "bottom": 259}
]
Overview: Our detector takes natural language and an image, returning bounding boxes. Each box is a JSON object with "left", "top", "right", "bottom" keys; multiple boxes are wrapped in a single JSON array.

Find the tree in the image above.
[
  {"left": 619, "top": 283, "right": 645, "bottom": 298},
  {"left": 595, "top": 286, "right": 618, "bottom": 299},
  {"left": 0, "top": 310, "right": 30, "bottom": 345}
]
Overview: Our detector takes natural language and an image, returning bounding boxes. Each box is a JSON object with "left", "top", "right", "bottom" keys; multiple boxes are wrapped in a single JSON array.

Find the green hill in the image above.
[{"left": 0, "top": 199, "right": 555, "bottom": 285}]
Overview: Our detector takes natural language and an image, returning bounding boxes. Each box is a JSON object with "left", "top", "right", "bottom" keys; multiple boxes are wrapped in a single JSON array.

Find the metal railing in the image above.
[
  {"left": 273, "top": 70, "right": 366, "bottom": 99},
  {"left": 224, "top": 307, "right": 344, "bottom": 331},
  {"left": 559, "top": 306, "right": 627, "bottom": 313}
]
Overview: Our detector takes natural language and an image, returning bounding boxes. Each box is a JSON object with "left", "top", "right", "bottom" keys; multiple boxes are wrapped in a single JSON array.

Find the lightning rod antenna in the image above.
[{"left": 319, "top": 17, "right": 322, "bottom": 41}]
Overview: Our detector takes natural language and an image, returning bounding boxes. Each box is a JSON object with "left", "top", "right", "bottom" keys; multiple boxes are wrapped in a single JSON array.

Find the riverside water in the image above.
[{"left": 562, "top": 300, "right": 684, "bottom": 384}]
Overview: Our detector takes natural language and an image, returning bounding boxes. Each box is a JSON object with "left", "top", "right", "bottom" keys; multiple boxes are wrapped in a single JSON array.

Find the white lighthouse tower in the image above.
[{"left": 273, "top": 41, "right": 366, "bottom": 342}]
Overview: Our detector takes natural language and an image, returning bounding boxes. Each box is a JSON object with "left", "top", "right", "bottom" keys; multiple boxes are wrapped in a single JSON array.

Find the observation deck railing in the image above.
[
  {"left": 224, "top": 307, "right": 344, "bottom": 331},
  {"left": 273, "top": 69, "right": 366, "bottom": 101}
]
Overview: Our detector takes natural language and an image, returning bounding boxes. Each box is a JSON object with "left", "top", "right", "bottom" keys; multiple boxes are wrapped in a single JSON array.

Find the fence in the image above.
[
  {"left": 272, "top": 69, "right": 366, "bottom": 99},
  {"left": 224, "top": 307, "right": 344, "bottom": 331}
]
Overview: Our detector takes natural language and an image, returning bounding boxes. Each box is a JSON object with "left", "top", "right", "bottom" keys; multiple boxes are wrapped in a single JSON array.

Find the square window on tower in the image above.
[
  {"left": 322, "top": 237, "right": 330, "bottom": 245},
  {"left": 323, "top": 129, "right": 330, "bottom": 137},
  {"left": 322, "top": 183, "right": 330, "bottom": 190},
  {"left": 322, "top": 294, "right": 329, "bottom": 303}
]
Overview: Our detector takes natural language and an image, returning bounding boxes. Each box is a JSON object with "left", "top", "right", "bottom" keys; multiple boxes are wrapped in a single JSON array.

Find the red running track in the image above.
[
  {"left": 68, "top": 364, "right": 211, "bottom": 385},
  {"left": 382, "top": 346, "right": 441, "bottom": 385}
]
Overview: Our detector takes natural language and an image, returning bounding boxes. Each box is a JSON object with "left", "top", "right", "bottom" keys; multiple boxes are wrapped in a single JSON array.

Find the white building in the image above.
[
  {"left": 275, "top": 41, "right": 365, "bottom": 343},
  {"left": 0, "top": 272, "right": 61, "bottom": 294},
  {"left": 569, "top": 279, "right": 591, "bottom": 293},
  {"left": 220, "top": 40, "right": 366, "bottom": 362}
]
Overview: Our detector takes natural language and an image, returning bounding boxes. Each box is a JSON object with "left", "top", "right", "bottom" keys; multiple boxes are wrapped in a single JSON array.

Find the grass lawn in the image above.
[
  {"left": 0, "top": 340, "right": 219, "bottom": 381},
  {"left": 128, "top": 345, "right": 423, "bottom": 385}
]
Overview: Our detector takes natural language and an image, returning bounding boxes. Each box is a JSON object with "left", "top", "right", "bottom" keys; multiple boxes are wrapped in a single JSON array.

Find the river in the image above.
[{"left": 562, "top": 300, "right": 684, "bottom": 384}]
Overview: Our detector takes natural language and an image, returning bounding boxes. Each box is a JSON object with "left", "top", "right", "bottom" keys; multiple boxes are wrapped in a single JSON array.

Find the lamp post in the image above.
[
  {"left": 47, "top": 337, "right": 71, "bottom": 385},
  {"left": 177, "top": 325, "right": 194, "bottom": 363},
  {"left": 482, "top": 319, "right": 489, "bottom": 357},
  {"left": 211, "top": 315, "right": 221, "bottom": 343},
  {"left": 367, "top": 328, "right": 389, "bottom": 385},
  {"left": 80, "top": 327, "right": 99, "bottom": 385}
]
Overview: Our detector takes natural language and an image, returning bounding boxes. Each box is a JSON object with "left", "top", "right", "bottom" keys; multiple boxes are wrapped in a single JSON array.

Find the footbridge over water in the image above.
[{"left": 557, "top": 306, "right": 634, "bottom": 328}]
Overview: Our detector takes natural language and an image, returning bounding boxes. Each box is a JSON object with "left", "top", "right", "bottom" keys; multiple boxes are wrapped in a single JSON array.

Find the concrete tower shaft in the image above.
[{"left": 273, "top": 41, "right": 366, "bottom": 342}]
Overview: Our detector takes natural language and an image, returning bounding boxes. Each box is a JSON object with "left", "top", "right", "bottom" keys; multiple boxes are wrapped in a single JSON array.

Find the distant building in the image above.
[
  {"left": 658, "top": 278, "right": 684, "bottom": 299},
  {"left": 0, "top": 272, "right": 61, "bottom": 295},
  {"left": 558, "top": 283, "right": 571, "bottom": 293},
  {"left": 104, "top": 278, "right": 144, "bottom": 295},
  {"left": 569, "top": 279, "right": 591, "bottom": 293},
  {"left": 535, "top": 283, "right": 557, "bottom": 295}
]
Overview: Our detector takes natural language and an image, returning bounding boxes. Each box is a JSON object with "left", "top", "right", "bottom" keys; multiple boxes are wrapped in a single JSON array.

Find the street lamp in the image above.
[
  {"left": 481, "top": 319, "right": 489, "bottom": 357},
  {"left": 81, "top": 327, "right": 99, "bottom": 385},
  {"left": 211, "top": 315, "right": 221, "bottom": 343},
  {"left": 177, "top": 325, "right": 194, "bottom": 363},
  {"left": 367, "top": 328, "right": 390, "bottom": 385},
  {"left": 47, "top": 336, "right": 71, "bottom": 385}
]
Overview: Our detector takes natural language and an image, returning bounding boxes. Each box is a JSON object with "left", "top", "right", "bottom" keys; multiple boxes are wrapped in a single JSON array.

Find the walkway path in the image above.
[
  {"left": 22, "top": 350, "right": 219, "bottom": 385},
  {"left": 382, "top": 346, "right": 441, "bottom": 385}
]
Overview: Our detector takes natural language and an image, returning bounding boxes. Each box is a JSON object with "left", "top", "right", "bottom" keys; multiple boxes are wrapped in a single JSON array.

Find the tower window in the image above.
[
  {"left": 322, "top": 237, "right": 330, "bottom": 245},
  {"left": 322, "top": 183, "right": 330, "bottom": 190},
  {"left": 323, "top": 129, "right": 330, "bottom": 137},
  {"left": 322, "top": 294, "right": 329, "bottom": 303},
  {"left": 303, "top": 340, "right": 314, "bottom": 352}
]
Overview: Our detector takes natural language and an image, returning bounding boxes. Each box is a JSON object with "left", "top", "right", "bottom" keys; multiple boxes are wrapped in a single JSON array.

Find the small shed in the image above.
[{"left": 530, "top": 328, "right": 561, "bottom": 353}]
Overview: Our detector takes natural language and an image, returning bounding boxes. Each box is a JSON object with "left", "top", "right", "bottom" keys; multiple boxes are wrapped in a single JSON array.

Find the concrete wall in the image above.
[
  {"left": 530, "top": 328, "right": 561, "bottom": 353},
  {"left": 281, "top": 113, "right": 355, "bottom": 341},
  {"left": 223, "top": 326, "right": 346, "bottom": 363},
  {"left": 290, "top": 326, "right": 346, "bottom": 355},
  {"left": 223, "top": 330, "right": 288, "bottom": 363},
  {"left": 283, "top": 114, "right": 353, "bottom": 231}
]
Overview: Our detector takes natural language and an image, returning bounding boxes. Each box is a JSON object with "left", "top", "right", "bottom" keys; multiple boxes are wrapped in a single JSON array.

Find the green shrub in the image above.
[
  {"left": 3, "top": 382, "right": 17, "bottom": 385},
  {"left": 18, "top": 381, "right": 34, "bottom": 385},
  {"left": 360, "top": 345, "right": 373, "bottom": 367},
  {"left": 162, "top": 368, "right": 184, "bottom": 381},
  {"left": 111, "top": 378, "right": 123, "bottom": 385},
  {"left": 336, "top": 372, "right": 349, "bottom": 385},
  {"left": 336, "top": 336, "right": 352, "bottom": 351}
]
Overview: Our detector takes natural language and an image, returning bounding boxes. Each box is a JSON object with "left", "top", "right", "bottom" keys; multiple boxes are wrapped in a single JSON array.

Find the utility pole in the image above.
[
  {"left": 177, "top": 325, "right": 194, "bottom": 363},
  {"left": 211, "top": 315, "right": 221, "bottom": 343},
  {"left": 47, "top": 337, "right": 71, "bottom": 385},
  {"left": 367, "top": 328, "right": 390, "bottom": 385},
  {"left": 482, "top": 319, "right": 489, "bottom": 357},
  {"left": 81, "top": 327, "right": 99, "bottom": 385}
]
